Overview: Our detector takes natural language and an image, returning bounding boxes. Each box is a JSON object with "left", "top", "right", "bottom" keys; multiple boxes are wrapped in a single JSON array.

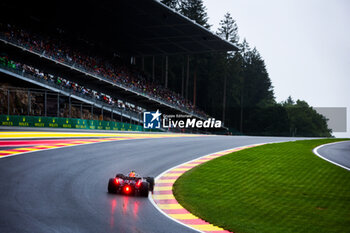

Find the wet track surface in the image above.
[
  {"left": 317, "top": 141, "right": 350, "bottom": 169},
  {"left": 0, "top": 135, "right": 306, "bottom": 233}
]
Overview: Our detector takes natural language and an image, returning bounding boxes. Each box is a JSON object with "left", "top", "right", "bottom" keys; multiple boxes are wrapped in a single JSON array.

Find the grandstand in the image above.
[{"left": 0, "top": 0, "right": 238, "bottom": 132}]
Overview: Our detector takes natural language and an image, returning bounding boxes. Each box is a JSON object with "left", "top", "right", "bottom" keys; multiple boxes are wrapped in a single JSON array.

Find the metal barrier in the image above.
[{"left": 0, "top": 115, "right": 147, "bottom": 131}]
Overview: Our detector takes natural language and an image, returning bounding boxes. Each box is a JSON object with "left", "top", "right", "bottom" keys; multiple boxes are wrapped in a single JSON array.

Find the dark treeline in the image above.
[{"left": 160, "top": 0, "right": 331, "bottom": 137}]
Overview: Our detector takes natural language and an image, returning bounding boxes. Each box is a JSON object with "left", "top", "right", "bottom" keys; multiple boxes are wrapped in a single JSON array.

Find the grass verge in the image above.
[{"left": 173, "top": 139, "right": 350, "bottom": 233}]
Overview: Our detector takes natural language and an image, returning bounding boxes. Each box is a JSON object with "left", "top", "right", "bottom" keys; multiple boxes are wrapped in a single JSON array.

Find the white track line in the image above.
[{"left": 313, "top": 141, "right": 350, "bottom": 171}]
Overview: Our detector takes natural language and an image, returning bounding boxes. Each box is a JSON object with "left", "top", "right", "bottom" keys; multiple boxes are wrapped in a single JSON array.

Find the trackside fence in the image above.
[{"left": 0, "top": 115, "right": 152, "bottom": 131}]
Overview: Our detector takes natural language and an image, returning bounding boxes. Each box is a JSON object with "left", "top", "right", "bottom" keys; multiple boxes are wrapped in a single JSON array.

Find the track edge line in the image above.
[{"left": 313, "top": 140, "right": 350, "bottom": 171}]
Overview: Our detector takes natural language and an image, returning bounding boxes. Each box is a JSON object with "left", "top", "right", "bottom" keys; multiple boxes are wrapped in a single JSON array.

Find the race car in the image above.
[{"left": 107, "top": 171, "right": 155, "bottom": 197}]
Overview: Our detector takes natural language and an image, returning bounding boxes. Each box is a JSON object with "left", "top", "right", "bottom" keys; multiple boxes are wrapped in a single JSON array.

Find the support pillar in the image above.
[
  {"left": 44, "top": 91, "right": 47, "bottom": 117},
  {"left": 161, "top": 56, "right": 164, "bottom": 84},
  {"left": 165, "top": 56, "right": 168, "bottom": 88},
  {"left": 222, "top": 75, "right": 227, "bottom": 124},
  {"left": 181, "top": 57, "right": 185, "bottom": 97},
  {"left": 193, "top": 69, "right": 197, "bottom": 107},
  {"left": 28, "top": 90, "right": 31, "bottom": 115},
  {"left": 91, "top": 105, "right": 93, "bottom": 120},
  {"left": 240, "top": 88, "right": 244, "bottom": 133},
  {"left": 69, "top": 96, "right": 71, "bottom": 118},
  {"left": 185, "top": 55, "right": 190, "bottom": 100},
  {"left": 240, "top": 74, "right": 245, "bottom": 133},
  {"left": 7, "top": 90, "right": 10, "bottom": 115},
  {"left": 80, "top": 103, "right": 83, "bottom": 119},
  {"left": 57, "top": 93, "right": 60, "bottom": 117},
  {"left": 152, "top": 56, "right": 155, "bottom": 82}
]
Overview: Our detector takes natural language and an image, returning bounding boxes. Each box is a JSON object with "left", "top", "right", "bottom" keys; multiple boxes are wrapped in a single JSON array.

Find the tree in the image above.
[
  {"left": 217, "top": 12, "right": 239, "bottom": 43},
  {"left": 284, "top": 99, "right": 332, "bottom": 137},
  {"left": 161, "top": 0, "right": 180, "bottom": 10},
  {"left": 216, "top": 12, "right": 240, "bottom": 124},
  {"left": 243, "top": 47, "right": 274, "bottom": 108},
  {"left": 283, "top": 96, "right": 295, "bottom": 106},
  {"left": 180, "top": 0, "right": 210, "bottom": 28},
  {"left": 156, "top": 2, "right": 331, "bottom": 137},
  {"left": 240, "top": 38, "right": 249, "bottom": 53}
]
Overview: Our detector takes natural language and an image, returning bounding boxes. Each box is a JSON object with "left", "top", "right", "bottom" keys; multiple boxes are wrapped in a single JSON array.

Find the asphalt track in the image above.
[
  {"left": 316, "top": 141, "right": 350, "bottom": 170},
  {"left": 0, "top": 132, "right": 308, "bottom": 233}
]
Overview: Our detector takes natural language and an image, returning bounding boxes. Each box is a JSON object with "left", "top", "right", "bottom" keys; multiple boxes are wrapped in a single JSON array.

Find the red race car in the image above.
[{"left": 108, "top": 171, "right": 155, "bottom": 197}]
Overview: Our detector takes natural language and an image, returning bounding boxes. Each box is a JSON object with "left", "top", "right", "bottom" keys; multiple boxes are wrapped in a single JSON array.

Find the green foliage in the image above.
[
  {"left": 161, "top": 0, "right": 209, "bottom": 28},
  {"left": 179, "top": 0, "right": 210, "bottom": 28},
  {"left": 160, "top": 0, "right": 181, "bottom": 10},
  {"left": 217, "top": 12, "right": 239, "bottom": 43},
  {"left": 174, "top": 139, "right": 350, "bottom": 233},
  {"left": 283, "top": 98, "right": 332, "bottom": 137},
  {"left": 157, "top": 2, "right": 331, "bottom": 137},
  {"left": 242, "top": 47, "right": 275, "bottom": 107},
  {"left": 243, "top": 103, "right": 290, "bottom": 136}
]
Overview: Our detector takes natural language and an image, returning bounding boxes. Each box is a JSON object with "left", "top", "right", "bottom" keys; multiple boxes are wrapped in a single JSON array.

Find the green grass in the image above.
[{"left": 173, "top": 139, "right": 350, "bottom": 233}]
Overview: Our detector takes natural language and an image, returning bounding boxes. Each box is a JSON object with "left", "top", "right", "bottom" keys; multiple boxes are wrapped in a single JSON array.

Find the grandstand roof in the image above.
[
  {"left": 1, "top": 0, "right": 238, "bottom": 56},
  {"left": 115, "top": 0, "right": 239, "bottom": 55}
]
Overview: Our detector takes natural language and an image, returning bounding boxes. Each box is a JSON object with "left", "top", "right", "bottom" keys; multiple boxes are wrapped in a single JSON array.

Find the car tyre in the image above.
[
  {"left": 108, "top": 178, "right": 117, "bottom": 193},
  {"left": 115, "top": 173, "right": 124, "bottom": 179},
  {"left": 140, "top": 182, "right": 149, "bottom": 197},
  {"left": 146, "top": 177, "right": 155, "bottom": 192}
]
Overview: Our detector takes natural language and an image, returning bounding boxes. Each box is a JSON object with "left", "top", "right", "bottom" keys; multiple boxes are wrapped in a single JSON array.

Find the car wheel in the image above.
[
  {"left": 146, "top": 177, "right": 155, "bottom": 192},
  {"left": 140, "top": 182, "right": 149, "bottom": 197},
  {"left": 108, "top": 178, "right": 117, "bottom": 193}
]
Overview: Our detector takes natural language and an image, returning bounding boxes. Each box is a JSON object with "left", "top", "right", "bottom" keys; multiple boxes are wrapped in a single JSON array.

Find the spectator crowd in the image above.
[
  {"left": 0, "top": 23, "right": 207, "bottom": 118},
  {"left": 0, "top": 55, "right": 141, "bottom": 115}
]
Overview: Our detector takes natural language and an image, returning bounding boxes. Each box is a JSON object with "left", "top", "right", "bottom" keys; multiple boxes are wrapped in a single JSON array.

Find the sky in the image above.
[{"left": 202, "top": 0, "right": 350, "bottom": 138}]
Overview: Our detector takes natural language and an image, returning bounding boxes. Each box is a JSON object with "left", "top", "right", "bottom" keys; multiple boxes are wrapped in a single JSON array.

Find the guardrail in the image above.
[{"left": 0, "top": 115, "right": 149, "bottom": 131}]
